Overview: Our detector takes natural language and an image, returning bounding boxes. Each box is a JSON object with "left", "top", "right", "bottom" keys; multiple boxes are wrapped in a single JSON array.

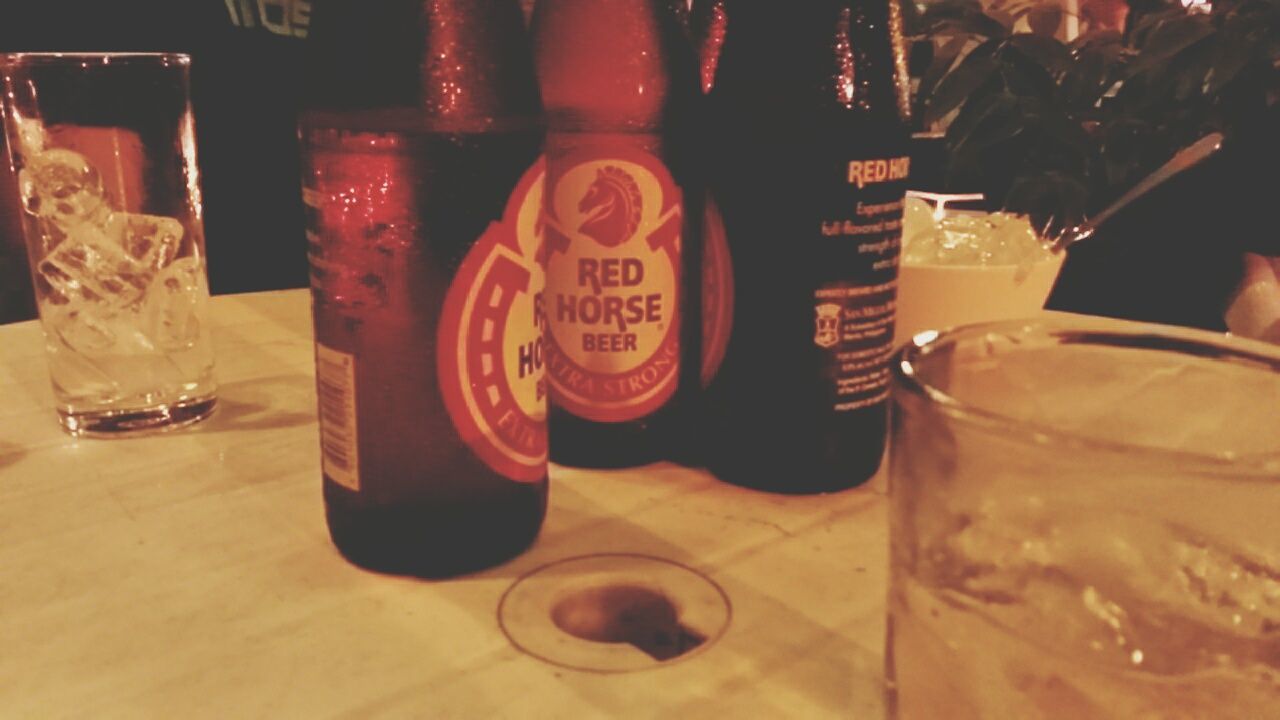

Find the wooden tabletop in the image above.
[{"left": 0, "top": 289, "right": 889, "bottom": 719}]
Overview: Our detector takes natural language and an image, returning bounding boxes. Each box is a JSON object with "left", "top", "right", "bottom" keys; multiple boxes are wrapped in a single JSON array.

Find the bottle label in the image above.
[
  {"left": 818, "top": 155, "right": 910, "bottom": 412},
  {"left": 543, "top": 148, "right": 682, "bottom": 423},
  {"left": 437, "top": 161, "right": 548, "bottom": 483},
  {"left": 316, "top": 343, "right": 361, "bottom": 491}
]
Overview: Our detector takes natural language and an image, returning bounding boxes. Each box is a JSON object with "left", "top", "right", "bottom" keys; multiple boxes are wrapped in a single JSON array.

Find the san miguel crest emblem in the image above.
[
  {"left": 437, "top": 161, "right": 548, "bottom": 482},
  {"left": 542, "top": 148, "right": 684, "bottom": 423},
  {"left": 814, "top": 303, "right": 842, "bottom": 349}
]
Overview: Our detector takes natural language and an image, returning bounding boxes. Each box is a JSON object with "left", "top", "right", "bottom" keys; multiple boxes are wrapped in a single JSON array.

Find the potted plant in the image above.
[{"left": 907, "top": 0, "right": 1280, "bottom": 231}]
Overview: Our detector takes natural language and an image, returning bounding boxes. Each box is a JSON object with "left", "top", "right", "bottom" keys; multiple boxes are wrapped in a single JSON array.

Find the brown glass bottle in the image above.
[
  {"left": 703, "top": 0, "right": 912, "bottom": 493},
  {"left": 532, "top": 0, "right": 703, "bottom": 468},
  {"left": 299, "top": 0, "right": 548, "bottom": 577}
]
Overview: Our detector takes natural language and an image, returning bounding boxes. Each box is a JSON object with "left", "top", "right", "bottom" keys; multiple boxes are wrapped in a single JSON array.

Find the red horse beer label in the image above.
[
  {"left": 438, "top": 162, "right": 548, "bottom": 483},
  {"left": 543, "top": 149, "right": 683, "bottom": 423}
]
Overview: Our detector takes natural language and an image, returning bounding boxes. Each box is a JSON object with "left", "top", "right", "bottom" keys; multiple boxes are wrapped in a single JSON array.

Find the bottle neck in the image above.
[
  {"left": 713, "top": 0, "right": 910, "bottom": 123},
  {"left": 420, "top": 0, "right": 542, "bottom": 122},
  {"left": 304, "top": 0, "right": 542, "bottom": 127},
  {"left": 532, "top": 0, "right": 698, "bottom": 132}
]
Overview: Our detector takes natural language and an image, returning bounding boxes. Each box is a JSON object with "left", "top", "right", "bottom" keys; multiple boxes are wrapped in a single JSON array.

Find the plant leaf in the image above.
[
  {"left": 1063, "top": 45, "right": 1112, "bottom": 110},
  {"left": 1206, "top": 26, "right": 1257, "bottom": 96},
  {"left": 924, "top": 40, "right": 1001, "bottom": 126},
  {"left": 999, "top": 43, "right": 1059, "bottom": 98},
  {"left": 917, "top": 1, "right": 1010, "bottom": 40},
  {"left": 947, "top": 89, "right": 1018, "bottom": 151},
  {"left": 1173, "top": 35, "right": 1216, "bottom": 101},
  {"left": 1130, "top": 7, "right": 1187, "bottom": 48},
  {"left": 1127, "top": 15, "right": 1215, "bottom": 77},
  {"left": 1034, "top": 103, "right": 1095, "bottom": 155},
  {"left": 1004, "top": 172, "right": 1090, "bottom": 231},
  {"left": 1069, "top": 29, "right": 1123, "bottom": 53},
  {"left": 1008, "top": 33, "right": 1072, "bottom": 75},
  {"left": 917, "top": 35, "right": 971, "bottom": 107}
]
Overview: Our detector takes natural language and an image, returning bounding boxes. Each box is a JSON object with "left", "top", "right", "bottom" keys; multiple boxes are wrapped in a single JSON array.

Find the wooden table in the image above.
[{"left": 0, "top": 290, "right": 889, "bottom": 718}]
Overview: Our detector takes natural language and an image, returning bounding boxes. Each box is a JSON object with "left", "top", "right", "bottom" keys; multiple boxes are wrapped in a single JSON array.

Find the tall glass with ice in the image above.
[
  {"left": 1, "top": 53, "right": 216, "bottom": 435},
  {"left": 888, "top": 319, "right": 1280, "bottom": 719}
]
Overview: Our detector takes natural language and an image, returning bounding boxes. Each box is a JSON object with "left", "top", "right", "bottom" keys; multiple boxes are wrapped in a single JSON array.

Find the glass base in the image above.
[{"left": 58, "top": 395, "right": 218, "bottom": 438}]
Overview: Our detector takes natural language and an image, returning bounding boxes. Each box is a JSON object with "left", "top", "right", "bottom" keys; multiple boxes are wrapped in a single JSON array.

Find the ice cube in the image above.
[
  {"left": 18, "top": 148, "right": 108, "bottom": 228},
  {"left": 147, "top": 257, "right": 208, "bottom": 351},
  {"left": 934, "top": 503, "right": 1280, "bottom": 677},
  {"left": 47, "top": 306, "right": 118, "bottom": 354},
  {"left": 37, "top": 222, "right": 151, "bottom": 309},
  {"left": 44, "top": 303, "right": 156, "bottom": 357},
  {"left": 903, "top": 197, "right": 936, "bottom": 240},
  {"left": 16, "top": 118, "right": 48, "bottom": 156},
  {"left": 902, "top": 204, "right": 1054, "bottom": 268},
  {"left": 936, "top": 214, "right": 990, "bottom": 265},
  {"left": 107, "top": 213, "right": 184, "bottom": 274}
]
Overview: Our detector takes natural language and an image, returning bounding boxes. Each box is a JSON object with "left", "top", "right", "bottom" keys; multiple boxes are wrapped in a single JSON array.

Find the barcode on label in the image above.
[{"left": 315, "top": 344, "right": 360, "bottom": 491}]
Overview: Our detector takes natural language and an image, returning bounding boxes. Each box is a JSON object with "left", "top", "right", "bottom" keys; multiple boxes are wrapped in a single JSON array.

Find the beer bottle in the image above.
[
  {"left": 691, "top": 0, "right": 734, "bottom": 468},
  {"left": 703, "top": 0, "right": 912, "bottom": 493},
  {"left": 532, "top": 0, "right": 703, "bottom": 468},
  {"left": 299, "top": 0, "right": 548, "bottom": 576}
]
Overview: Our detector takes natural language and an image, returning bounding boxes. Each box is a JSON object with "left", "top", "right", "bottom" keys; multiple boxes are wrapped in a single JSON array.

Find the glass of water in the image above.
[
  {"left": 1, "top": 53, "right": 216, "bottom": 436},
  {"left": 888, "top": 319, "right": 1280, "bottom": 719}
]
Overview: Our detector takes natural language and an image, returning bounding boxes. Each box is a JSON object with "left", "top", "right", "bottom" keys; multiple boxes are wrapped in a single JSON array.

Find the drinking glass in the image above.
[
  {"left": 888, "top": 318, "right": 1280, "bottom": 719},
  {"left": 2, "top": 53, "right": 216, "bottom": 436}
]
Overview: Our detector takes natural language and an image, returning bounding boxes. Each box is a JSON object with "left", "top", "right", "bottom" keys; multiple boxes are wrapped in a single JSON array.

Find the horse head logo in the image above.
[{"left": 576, "top": 166, "right": 643, "bottom": 248}]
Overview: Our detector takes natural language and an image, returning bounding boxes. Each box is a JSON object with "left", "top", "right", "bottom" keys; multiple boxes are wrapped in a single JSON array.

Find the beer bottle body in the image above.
[
  {"left": 703, "top": 0, "right": 911, "bottom": 493},
  {"left": 301, "top": 0, "right": 549, "bottom": 575},
  {"left": 533, "top": 0, "right": 703, "bottom": 468}
]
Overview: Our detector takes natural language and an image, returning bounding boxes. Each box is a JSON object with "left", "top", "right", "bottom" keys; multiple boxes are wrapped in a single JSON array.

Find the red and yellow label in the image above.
[
  {"left": 437, "top": 162, "right": 548, "bottom": 483},
  {"left": 543, "top": 148, "right": 682, "bottom": 423}
]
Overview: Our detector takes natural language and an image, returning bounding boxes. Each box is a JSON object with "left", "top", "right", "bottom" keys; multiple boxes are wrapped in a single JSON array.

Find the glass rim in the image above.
[
  {"left": 893, "top": 317, "right": 1280, "bottom": 474},
  {"left": 1, "top": 52, "right": 190, "bottom": 68}
]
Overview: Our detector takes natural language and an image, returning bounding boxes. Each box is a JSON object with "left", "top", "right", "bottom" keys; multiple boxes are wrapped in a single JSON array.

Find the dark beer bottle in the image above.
[
  {"left": 299, "top": 0, "right": 549, "bottom": 576},
  {"left": 703, "top": 0, "right": 912, "bottom": 493},
  {"left": 532, "top": 0, "right": 703, "bottom": 468}
]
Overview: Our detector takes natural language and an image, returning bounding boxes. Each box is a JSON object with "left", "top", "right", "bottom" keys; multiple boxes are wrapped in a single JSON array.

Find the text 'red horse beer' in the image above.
[
  {"left": 532, "top": 0, "right": 703, "bottom": 467},
  {"left": 299, "top": 0, "right": 548, "bottom": 577}
]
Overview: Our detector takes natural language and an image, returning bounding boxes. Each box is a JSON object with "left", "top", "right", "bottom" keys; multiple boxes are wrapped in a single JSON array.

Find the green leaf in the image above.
[
  {"left": 1206, "top": 27, "right": 1257, "bottom": 96},
  {"left": 1008, "top": 33, "right": 1072, "bottom": 76},
  {"left": 1173, "top": 36, "right": 1216, "bottom": 101},
  {"left": 1034, "top": 104, "right": 1095, "bottom": 155},
  {"left": 1004, "top": 172, "right": 1090, "bottom": 231},
  {"left": 924, "top": 40, "right": 1001, "bottom": 126},
  {"left": 947, "top": 88, "right": 1018, "bottom": 151},
  {"left": 967, "top": 107, "right": 1027, "bottom": 152},
  {"left": 1130, "top": 7, "right": 1189, "bottom": 48},
  {"left": 1127, "top": 16, "right": 1215, "bottom": 77},
  {"left": 1069, "top": 29, "right": 1123, "bottom": 53},
  {"left": 917, "top": 2, "right": 1010, "bottom": 40},
  {"left": 1100, "top": 118, "right": 1156, "bottom": 187},
  {"left": 999, "top": 42, "right": 1059, "bottom": 98},
  {"left": 917, "top": 35, "right": 971, "bottom": 109},
  {"left": 1063, "top": 47, "right": 1111, "bottom": 110}
]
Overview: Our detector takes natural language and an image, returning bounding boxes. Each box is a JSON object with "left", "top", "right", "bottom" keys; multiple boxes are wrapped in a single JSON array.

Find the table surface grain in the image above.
[{"left": 0, "top": 289, "right": 890, "bottom": 719}]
